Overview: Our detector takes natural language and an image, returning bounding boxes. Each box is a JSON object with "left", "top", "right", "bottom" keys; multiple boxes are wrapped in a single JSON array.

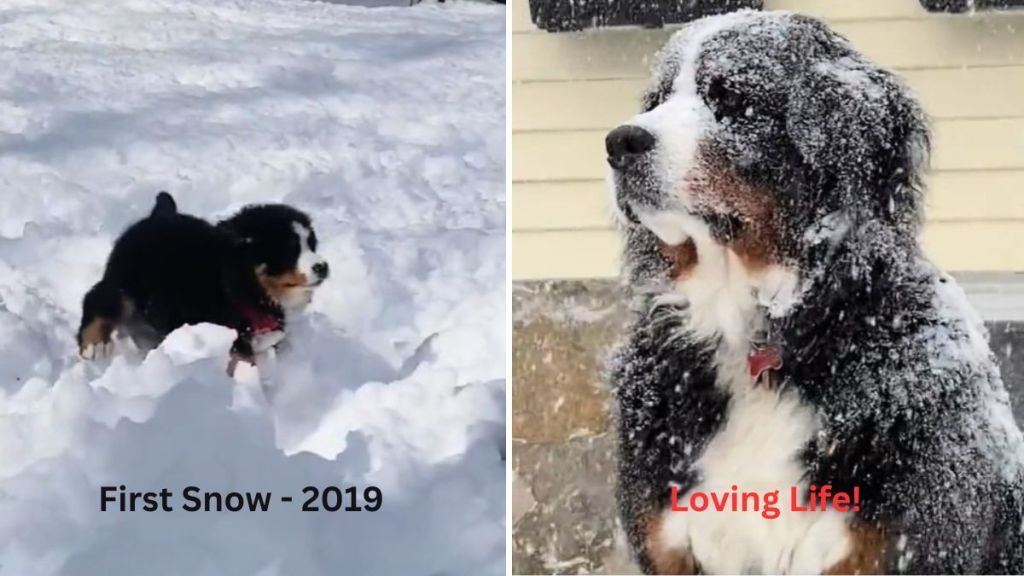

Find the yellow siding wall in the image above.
[{"left": 511, "top": 0, "right": 1024, "bottom": 280}]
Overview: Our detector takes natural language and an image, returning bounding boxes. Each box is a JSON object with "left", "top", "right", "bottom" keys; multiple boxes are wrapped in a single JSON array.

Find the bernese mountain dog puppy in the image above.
[
  {"left": 607, "top": 11, "right": 1024, "bottom": 575},
  {"left": 78, "top": 192, "right": 328, "bottom": 369}
]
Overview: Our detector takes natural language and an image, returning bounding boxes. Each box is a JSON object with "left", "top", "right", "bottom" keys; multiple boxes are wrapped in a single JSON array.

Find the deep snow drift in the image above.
[{"left": 0, "top": 1, "right": 506, "bottom": 574}]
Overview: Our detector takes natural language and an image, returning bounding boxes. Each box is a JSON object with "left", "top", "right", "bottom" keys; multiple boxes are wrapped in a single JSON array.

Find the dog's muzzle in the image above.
[
  {"left": 312, "top": 261, "right": 329, "bottom": 282},
  {"left": 606, "top": 124, "right": 660, "bottom": 224},
  {"left": 606, "top": 124, "right": 656, "bottom": 171}
]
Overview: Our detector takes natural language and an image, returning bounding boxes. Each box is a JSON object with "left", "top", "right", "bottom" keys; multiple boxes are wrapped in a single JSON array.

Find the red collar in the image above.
[
  {"left": 748, "top": 344, "right": 783, "bottom": 381},
  {"left": 236, "top": 302, "right": 282, "bottom": 335}
]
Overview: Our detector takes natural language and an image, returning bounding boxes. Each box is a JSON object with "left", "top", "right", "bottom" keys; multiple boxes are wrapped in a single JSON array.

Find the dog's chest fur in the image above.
[{"left": 655, "top": 241, "right": 851, "bottom": 574}]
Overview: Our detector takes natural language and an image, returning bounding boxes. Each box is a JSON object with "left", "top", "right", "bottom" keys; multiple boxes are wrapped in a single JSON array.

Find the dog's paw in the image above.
[
  {"left": 79, "top": 318, "right": 115, "bottom": 360},
  {"left": 227, "top": 351, "right": 255, "bottom": 378},
  {"left": 80, "top": 340, "right": 115, "bottom": 360},
  {"left": 231, "top": 359, "right": 261, "bottom": 386}
]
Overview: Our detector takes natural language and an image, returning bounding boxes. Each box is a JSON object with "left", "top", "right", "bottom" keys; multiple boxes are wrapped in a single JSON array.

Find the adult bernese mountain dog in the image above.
[
  {"left": 78, "top": 192, "right": 328, "bottom": 368},
  {"left": 607, "top": 11, "right": 1024, "bottom": 575}
]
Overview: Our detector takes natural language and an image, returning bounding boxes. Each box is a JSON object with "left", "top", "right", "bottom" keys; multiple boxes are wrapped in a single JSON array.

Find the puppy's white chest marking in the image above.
[{"left": 251, "top": 329, "right": 286, "bottom": 353}]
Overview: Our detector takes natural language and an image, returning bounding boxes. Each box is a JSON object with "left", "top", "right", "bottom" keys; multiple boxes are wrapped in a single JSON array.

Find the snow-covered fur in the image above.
[{"left": 608, "top": 11, "right": 1024, "bottom": 574}]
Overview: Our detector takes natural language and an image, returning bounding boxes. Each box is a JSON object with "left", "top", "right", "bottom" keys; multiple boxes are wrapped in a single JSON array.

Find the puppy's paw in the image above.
[
  {"left": 79, "top": 318, "right": 115, "bottom": 360},
  {"left": 231, "top": 359, "right": 261, "bottom": 386},
  {"left": 227, "top": 350, "right": 256, "bottom": 379},
  {"left": 81, "top": 340, "right": 115, "bottom": 360}
]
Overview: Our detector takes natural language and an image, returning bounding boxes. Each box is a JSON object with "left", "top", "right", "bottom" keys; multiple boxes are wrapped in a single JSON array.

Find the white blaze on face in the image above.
[
  {"left": 273, "top": 221, "right": 325, "bottom": 314},
  {"left": 292, "top": 221, "right": 325, "bottom": 284},
  {"left": 615, "top": 12, "right": 760, "bottom": 246},
  {"left": 629, "top": 90, "right": 708, "bottom": 220},
  {"left": 626, "top": 59, "right": 711, "bottom": 248},
  {"left": 622, "top": 13, "right": 807, "bottom": 343}
]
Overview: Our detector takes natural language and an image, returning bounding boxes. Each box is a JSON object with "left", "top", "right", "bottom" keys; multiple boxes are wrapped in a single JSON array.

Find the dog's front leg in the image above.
[
  {"left": 612, "top": 303, "right": 723, "bottom": 575},
  {"left": 227, "top": 335, "right": 257, "bottom": 377},
  {"left": 78, "top": 279, "right": 123, "bottom": 359}
]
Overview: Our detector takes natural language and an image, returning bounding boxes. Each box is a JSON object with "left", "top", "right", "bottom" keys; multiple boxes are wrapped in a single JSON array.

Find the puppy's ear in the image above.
[
  {"left": 217, "top": 222, "right": 255, "bottom": 254},
  {"left": 786, "top": 56, "right": 929, "bottom": 231}
]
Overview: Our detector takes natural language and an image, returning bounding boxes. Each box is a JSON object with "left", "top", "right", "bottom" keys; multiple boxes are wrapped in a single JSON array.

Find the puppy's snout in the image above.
[
  {"left": 606, "top": 125, "right": 655, "bottom": 170},
  {"left": 312, "top": 261, "right": 329, "bottom": 280}
]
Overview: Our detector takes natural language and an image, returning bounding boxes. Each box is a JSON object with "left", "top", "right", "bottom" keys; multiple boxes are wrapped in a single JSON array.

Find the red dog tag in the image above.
[{"left": 748, "top": 345, "right": 783, "bottom": 382}]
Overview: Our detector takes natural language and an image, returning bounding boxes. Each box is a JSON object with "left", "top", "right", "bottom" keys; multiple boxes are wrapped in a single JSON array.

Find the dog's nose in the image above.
[
  {"left": 312, "top": 261, "right": 329, "bottom": 279},
  {"left": 606, "top": 125, "right": 655, "bottom": 170}
]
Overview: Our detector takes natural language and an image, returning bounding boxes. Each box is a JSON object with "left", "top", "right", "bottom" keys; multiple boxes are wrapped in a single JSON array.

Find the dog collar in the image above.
[{"left": 235, "top": 302, "right": 282, "bottom": 335}]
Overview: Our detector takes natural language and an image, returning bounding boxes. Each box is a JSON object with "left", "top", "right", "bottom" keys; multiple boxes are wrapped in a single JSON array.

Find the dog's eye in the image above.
[
  {"left": 642, "top": 88, "right": 665, "bottom": 113},
  {"left": 642, "top": 74, "right": 675, "bottom": 113},
  {"left": 706, "top": 78, "right": 750, "bottom": 122}
]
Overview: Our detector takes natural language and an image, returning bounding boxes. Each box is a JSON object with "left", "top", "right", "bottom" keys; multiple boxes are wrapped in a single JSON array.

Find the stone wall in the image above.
[{"left": 511, "top": 279, "right": 1024, "bottom": 575}]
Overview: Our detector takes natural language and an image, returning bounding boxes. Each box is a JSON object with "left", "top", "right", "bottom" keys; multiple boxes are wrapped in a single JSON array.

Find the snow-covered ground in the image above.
[{"left": 0, "top": 1, "right": 506, "bottom": 574}]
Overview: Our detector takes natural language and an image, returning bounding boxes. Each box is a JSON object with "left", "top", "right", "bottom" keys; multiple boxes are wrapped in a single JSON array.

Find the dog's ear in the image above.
[
  {"left": 217, "top": 221, "right": 255, "bottom": 255},
  {"left": 786, "top": 55, "right": 930, "bottom": 231}
]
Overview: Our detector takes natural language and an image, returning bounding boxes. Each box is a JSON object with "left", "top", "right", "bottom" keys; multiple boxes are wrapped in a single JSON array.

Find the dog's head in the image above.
[
  {"left": 218, "top": 204, "right": 329, "bottom": 312},
  {"left": 609, "top": 11, "right": 929, "bottom": 286}
]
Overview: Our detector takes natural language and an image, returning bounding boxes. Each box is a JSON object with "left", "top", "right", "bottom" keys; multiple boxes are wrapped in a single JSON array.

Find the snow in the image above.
[{"left": 0, "top": 0, "right": 506, "bottom": 574}]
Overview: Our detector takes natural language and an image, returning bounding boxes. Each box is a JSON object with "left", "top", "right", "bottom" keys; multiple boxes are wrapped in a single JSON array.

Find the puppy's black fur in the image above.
[{"left": 78, "top": 192, "right": 325, "bottom": 362}]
